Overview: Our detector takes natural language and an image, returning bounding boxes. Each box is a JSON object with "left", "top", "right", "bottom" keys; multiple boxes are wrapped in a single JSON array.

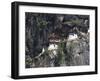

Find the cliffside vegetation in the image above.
[{"left": 25, "top": 12, "right": 89, "bottom": 68}]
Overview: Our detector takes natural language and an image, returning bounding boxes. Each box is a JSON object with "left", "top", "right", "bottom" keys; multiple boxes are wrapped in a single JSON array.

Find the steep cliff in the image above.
[{"left": 25, "top": 12, "right": 89, "bottom": 68}]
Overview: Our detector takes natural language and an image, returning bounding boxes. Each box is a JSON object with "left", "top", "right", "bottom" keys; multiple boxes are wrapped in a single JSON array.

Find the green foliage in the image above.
[
  {"left": 57, "top": 41, "right": 66, "bottom": 65},
  {"left": 36, "top": 17, "right": 48, "bottom": 29},
  {"left": 71, "top": 19, "right": 83, "bottom": 25},
  {"left": 63, "top": 19, "right": 84, "bottom": 26},
  {"left": 25, "top": 56, "right": 33, "bottom": 68}
]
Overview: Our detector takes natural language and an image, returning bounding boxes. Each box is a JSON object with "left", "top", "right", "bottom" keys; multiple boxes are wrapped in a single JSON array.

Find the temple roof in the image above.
[{"left": 48, "top": 33, "right": 67, "bottom": 43}]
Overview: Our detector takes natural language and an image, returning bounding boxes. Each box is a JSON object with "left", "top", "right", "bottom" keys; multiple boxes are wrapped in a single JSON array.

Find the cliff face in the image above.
[{"left": 25, "top": 12, "right": 89, "bottom": 68}]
